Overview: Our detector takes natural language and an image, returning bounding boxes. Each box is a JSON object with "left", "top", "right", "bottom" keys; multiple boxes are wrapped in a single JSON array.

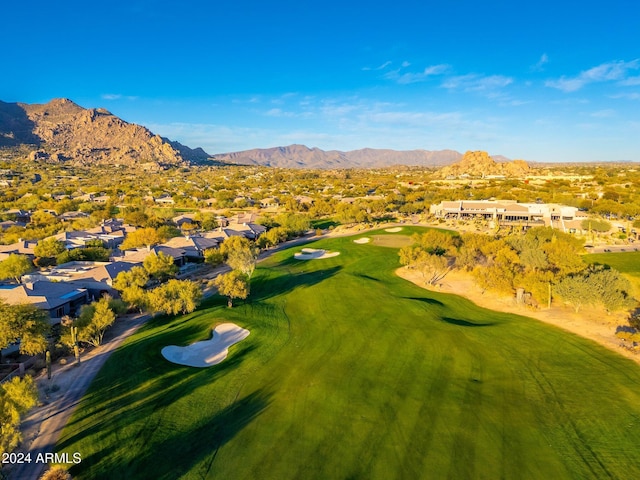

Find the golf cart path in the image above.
[{"left": 9, "top": 313, "right": 151, "bottom": 480}]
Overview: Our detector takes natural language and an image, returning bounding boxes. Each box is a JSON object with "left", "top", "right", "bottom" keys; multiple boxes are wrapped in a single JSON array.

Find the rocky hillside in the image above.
[
  {"left": 0, "top": 98, "right": 211, "bottom": 168},
  {"left": 437, "top": 150, "right": 530, "bottom": 178},
  {"left": 213, "top": 144, "right": 463, "bottom": 169}
]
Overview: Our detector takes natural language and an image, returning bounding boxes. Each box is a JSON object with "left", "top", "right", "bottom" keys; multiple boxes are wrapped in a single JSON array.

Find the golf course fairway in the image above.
[{"left": 58, "top": 229, "right": 640, "bottom": 479}]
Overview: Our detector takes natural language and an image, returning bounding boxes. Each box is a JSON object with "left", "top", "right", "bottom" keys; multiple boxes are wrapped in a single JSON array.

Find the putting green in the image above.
[{"left": 59, "top": 229, "right": 640, "bottom": 479}]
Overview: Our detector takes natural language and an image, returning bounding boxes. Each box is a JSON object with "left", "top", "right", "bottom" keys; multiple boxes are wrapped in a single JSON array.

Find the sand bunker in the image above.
[
  {"left": 384, "top": 227, "right": 403, "bottom": 232},
  {"left": 353, "top": 238, "right": 371, "bottom": 244},
  {"left": 161, "top": 323, "right": 250, "bottom": 368},
  {"left": 294, "top": 247, "right": 341, "bottom": 260}
]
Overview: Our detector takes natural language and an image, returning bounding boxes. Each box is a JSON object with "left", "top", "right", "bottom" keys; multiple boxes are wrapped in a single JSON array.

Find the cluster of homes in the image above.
[{"left": 0, "top": 213, "right": 266, "bottom": 356}]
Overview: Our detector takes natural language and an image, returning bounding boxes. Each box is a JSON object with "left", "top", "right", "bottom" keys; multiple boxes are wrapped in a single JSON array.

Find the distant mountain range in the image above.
[
  {"left": 212, "top": 144, "right": 465, "bottom": 169},
  {"left": 0, "top": 98, "right": 211, "bottom": 168},
  {"left": 1, "top": 98, "right": 523, "bottom": 171}
]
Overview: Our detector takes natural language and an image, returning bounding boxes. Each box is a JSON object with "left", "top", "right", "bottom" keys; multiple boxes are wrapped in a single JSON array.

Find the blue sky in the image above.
[{"left": 2, "top": 0, "right": 639, "bottom": 162}]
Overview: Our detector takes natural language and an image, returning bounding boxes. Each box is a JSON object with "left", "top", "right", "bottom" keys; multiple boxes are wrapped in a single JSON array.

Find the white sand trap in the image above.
[
  {"left": 353, "top": 237, "right": 371, "bottom": 244},
  {"left": 161, "top": 323, "right": 250, "bottom": 368},
  {"left": 294, "top": 247, "right": 341, "bottom": 260},
  {"left": 384, "top": 227, "right": 403, "bottom": 232}
]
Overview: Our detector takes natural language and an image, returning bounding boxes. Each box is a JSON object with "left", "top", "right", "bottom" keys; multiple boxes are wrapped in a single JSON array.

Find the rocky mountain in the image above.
[
  {"left": 0, "top": 98, "right": 211, "bottom": 168},
  {"left": 437, "top": 150, "right": 530, "bottom": 178},
  {"left": 212, "top": 144, "right": 463, "bottom": 169}
]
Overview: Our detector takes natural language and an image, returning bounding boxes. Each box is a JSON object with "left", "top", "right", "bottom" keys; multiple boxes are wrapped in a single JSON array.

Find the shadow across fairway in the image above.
[
  {"left": 71, "top": 388, "right": 273, "bottom": 479},
  {"left": 250, "top": 265, "right": 342, "bottom": 303},
  {"left": 402, "top": 296, "right": 444, "bottom": 307},
  {"left": 353, "top": 272, "right": 381, "bottom": 282},
  {"left": 441, "top": 316, "right": 496, "bottom": 327}
]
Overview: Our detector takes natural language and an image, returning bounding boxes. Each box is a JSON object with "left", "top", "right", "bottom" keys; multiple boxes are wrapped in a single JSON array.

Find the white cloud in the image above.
[
  {"left": 384, "top": 64, "right": 450, "bottom": 84},
  {"left": 101, "top": 94, "right": 138, "bottom": 101},
  {"left": 610, "top": 92, "right": 640, "bottom": 100},
  {"left": 362, "top": 60, "right": 392, "bottom": 71},
  {"left": 442, "top": 74, "right": 513, "bottom": 91},
  {"left": 619, "top": 76, "right": 640, "bottom": 86},
  {"left": 590, "top": 109, "right": 616, "bottom": 118},
  {"left": 545, "top": 59, "right": 640, "bottom": 92},
  {"left": 531, "top": 53, "right": 549, "bottom": 72},
  {"left": 264, "top": 108, "right": 311, "bottom": 118}
]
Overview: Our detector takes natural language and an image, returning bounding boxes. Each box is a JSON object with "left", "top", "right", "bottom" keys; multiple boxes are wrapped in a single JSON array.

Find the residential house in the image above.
[
  {"left": 0, "top": 281, "right": 89, "bottom": 323},
  {"left": 163, "top": 235, "right": 219, "bottom": 260},
  {"left": 0, "top": 239, "right": 37, "bottom": 261},
  {"left": 118, "top": 245, "right": 187, "bottom": 267},
  {"left": 22, "top": 260, "right": 142, "bottom": 297}
]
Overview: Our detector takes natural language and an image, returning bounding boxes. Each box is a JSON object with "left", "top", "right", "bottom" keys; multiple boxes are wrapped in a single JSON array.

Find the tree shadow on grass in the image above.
[
  {"left": 402, "top": 296, "right": 444, "bottom": 307},
  {"left": 70, "top": 388, "right": 273, "bottom": 480},
  {"left": 249, "top": 265, "right": 342, "bottom": 303},
  {"left": 440, "top": 316, "right": 496, "bottom": 327},
  {"left": 352, "top": 273, "right": 381, "bottom": 282}
]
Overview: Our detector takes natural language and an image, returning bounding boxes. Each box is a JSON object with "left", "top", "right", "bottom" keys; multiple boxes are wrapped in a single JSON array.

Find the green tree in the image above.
[
  {"left": 120, "top": 227, "right": 163, "bottom": 250},
  {"left": 204, "top": 248, "right": 224, "bottom": 266},
  {"left": 415, "top": 252, "right": 450, "bottom": 286},
  {"left": 113, "top": 266, "right": 150, "bottom": 290},
  {"left": 195, "top": 211, "right": 218, "bottom": 230},
  {"left": 34, "top": 238, "right": 66, "bottom": 259},
  {"left": 0, "top": 375, "right": 38, "bottom": 457},
  {"left": 76, "top": 296, "right": 117, "bottom": 346},
  {"left": 220, "top": 236, "right": 258, "bottom": 278},
  {"left": 554, "top": 275, "right": 593, "bottom": 313},
  {"left": 585, "top": 265, "right": 636, "bottom": 312},
  {"left": 147, "top": 279, "right": 202, "bottom": 315},
  {"left": 0, "top": 303, "right": 50, "bottom": 356},
  {"left": 257, "top": 226, "right": 288, "bottom": 248},
  {"left": 0, "top": 254, "right": 33, "bottom": 283},
  {"left": 56, "top": 246, "right": 110, "bottom": 264},
  {"left": 412, "top": 230, "right": 459, "bottom": 256},
  {"left": 114, "top": 266, "right": 150, "bottom": 312},
  {"left": 213, "top": 270, "right": 249, "bottom": 307},
  {"left": 143, "top": 251, "right": 178, "bottom": 281}
]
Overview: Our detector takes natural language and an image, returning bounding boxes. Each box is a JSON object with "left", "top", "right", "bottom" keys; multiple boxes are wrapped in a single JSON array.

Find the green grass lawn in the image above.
[{"left": 59, "top": 229, "right": 640, "bottom": 479}]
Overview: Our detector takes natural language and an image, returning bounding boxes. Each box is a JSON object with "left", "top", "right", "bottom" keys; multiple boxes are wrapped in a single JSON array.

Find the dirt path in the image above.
[{"left": 396, "top": 267, "right": 640, "bottom": 365}]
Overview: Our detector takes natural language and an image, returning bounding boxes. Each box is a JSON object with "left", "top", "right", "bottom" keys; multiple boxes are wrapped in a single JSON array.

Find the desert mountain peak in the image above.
[
  {"left": 0, "top": 98, "right": 211, "bottom": 168},
  {"left": 437, "top": 150, "right": 530, "bottom": 178}
]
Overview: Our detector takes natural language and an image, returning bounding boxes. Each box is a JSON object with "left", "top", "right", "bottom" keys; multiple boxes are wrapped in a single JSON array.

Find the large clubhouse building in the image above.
[{"left": 430, "top": 200, "right": 588, "bottom": 230}]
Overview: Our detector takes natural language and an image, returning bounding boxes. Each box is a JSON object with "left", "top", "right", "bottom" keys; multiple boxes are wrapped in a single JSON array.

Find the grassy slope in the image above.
[{"left": 59, "top": 229, "right": 640, "bottom": 480}]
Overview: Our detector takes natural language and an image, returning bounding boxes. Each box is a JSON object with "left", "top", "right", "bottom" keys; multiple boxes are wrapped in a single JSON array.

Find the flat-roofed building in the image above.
[{"left": 430, "top": 200, "right": 587, "bottom": 230}]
